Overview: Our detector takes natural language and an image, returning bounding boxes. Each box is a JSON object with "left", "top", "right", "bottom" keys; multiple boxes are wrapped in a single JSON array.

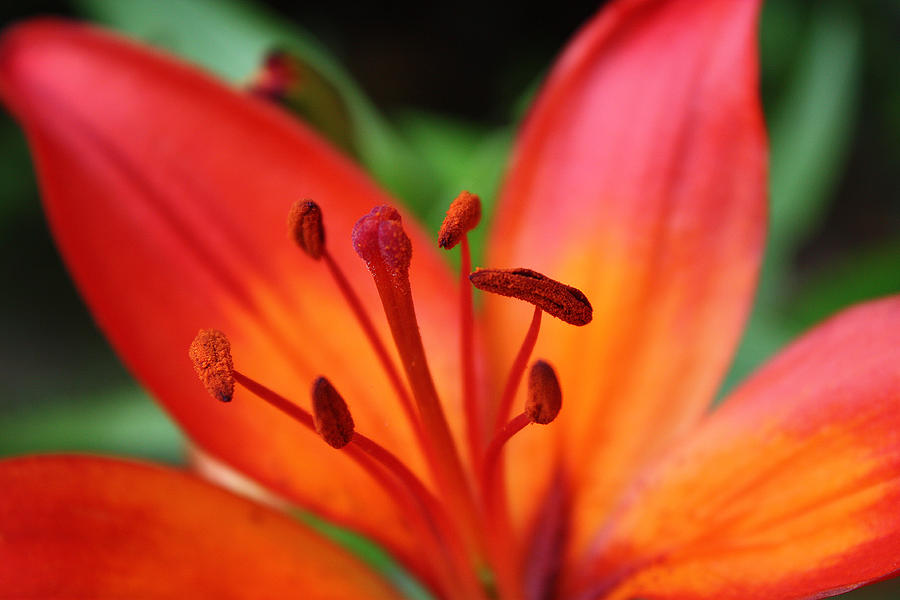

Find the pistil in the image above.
[
  {"left": 352, "top": 206, "right": 485, "bottom": 562},
  {"left": 288, "top": 199, "right": 419, "bottom": 432},
  {"left": 192, "top": 199, "right": 595, "bottom": 600}
]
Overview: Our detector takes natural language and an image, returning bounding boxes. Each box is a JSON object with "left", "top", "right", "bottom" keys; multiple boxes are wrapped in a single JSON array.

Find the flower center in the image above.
[{"left": 189, "top": 193, "right": 592, "bottom": 600}]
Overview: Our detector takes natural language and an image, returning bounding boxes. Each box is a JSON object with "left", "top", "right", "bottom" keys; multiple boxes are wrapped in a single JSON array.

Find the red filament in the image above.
[{"left": 190, "top": 198, "right": 594, "bottom": 600}]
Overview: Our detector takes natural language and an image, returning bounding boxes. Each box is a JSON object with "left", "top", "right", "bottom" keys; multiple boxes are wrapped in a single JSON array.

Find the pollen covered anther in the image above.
[
  {"left": 311, "top": 377, "right": 355, "bottom": 449},
  {"left": 188, "top": 329, "right": 235, "bottom": 403},
  {"left": 469, "top": 267, "right": 593, "bottom": 326},
  {"left": 438, "top": 191, "right": 481, "bottom": 249},
  {"left": 526, "top": 360, "right": 562, "bottom": 424},
  {"left": 288, "top": 199, "right": 326, "bottom": 259}
]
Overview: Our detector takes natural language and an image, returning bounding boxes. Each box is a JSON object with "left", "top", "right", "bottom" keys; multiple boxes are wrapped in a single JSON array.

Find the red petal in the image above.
[
  {"left": 0, "top": 455, "right": 403, "bottom": 598},
  {"left": 485, "top": 0, "right": 766, "bottom": 550},
  {"left": 0, "top": 19, "right": 458, "bottom": 569},
  {"left": 578, "top": 297, "right": 900, "bottom": 599}
]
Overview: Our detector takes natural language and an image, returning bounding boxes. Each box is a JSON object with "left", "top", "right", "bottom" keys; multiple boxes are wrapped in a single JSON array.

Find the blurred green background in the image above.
[{"left": 0, "top": 0, "right": 898, "bottom": 597}]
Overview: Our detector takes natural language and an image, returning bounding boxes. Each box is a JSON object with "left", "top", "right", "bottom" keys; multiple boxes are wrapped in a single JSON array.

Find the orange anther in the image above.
[{"left": 188, "top": 329, "right": 235, "bottom": 403}]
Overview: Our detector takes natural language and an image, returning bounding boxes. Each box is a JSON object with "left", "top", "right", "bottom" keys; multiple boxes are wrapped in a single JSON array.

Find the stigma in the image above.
[
  {"left": 189, "top": 195, "right": 592, "bottom": 600},
  {"left": 352, "top": 205, "right": 412, "bottom": 278}
]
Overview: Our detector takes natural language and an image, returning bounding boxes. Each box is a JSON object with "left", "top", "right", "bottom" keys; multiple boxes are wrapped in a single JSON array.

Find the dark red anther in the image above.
[
  {"left": 526, "top": 360, "right": 562, "bottom": 425},
  {"left": 311, "top": 377, "right": 355, "bottom": 449},
  {"left": 288, "top": 199, "right": 326, "bottom": 259},
  {"left": 469, "top": 268, "right": 593, "bottom": 326}
]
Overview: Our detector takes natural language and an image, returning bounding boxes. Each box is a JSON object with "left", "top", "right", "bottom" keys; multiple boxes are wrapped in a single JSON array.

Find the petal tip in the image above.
[{"left": 0, "top": 18, "right": 80, "bottom": 115}]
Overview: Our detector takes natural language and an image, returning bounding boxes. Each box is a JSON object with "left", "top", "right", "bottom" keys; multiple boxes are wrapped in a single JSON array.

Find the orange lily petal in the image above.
[
  {"left": 0, "top": 19, "right": 459, "bottom": 567},
  {"left": 578, "top": 296, "right": 900, "bottom": 600},
  {"left": 0, "top": 455, "right": 402, "bottom": 599},
  {"left": 485, "top": 0, "right": 766, "bottom": 549}
]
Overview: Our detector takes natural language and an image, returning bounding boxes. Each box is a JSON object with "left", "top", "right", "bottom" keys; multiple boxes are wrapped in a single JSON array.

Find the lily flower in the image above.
[{"left": 1, "top": 0, "right": 898, "bottom": 598}]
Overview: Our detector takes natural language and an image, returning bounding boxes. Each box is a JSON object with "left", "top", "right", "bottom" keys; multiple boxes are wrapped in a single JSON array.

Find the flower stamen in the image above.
[
  {"left": 232, "top": 369, "right": 314, "bottom": 429},
  {"left": 190, "top": 208, "right": 589, "bottom": 600},
  {"left": 240, "top": 371, "right": 477, "bottom": 600},
  {"left": 525, "top": 360, "right": 562, "bottom": 425},
  {"left": 309, "top": 376, "right": 488, "bottom": 600},
  {"left": 287, "top": 199, "right": 326, "bottom": 260},
  {"left": 439, "top": 191, "right": 485, "bottom": 470},
  {"left": 468, "top": 268, "right": 589, "bottom": 430},
  {"left": 479, "top": 360, "right": 563, "bottom": 600},
  {"left": 494, "top": 305, "right": 542, "bottom": 432},
  {"left": 188, "top": 333, "right": 482, "bottom": 600},
  {"left": 311, "top": 376, "right": 354, "bottom": 449},
  {"left": 188, "top": 328, "right": 235, "bottom": 403},
  {"left": 287, "top": 200, "right": 420, "bottom": 442},
  {"left": 466, "top": 264, "right": 589, "bottom": 599},
  {"left": 469, "top": 267, "right": 593, "bottom": 326},
  {"left": 308, "top": 378, "right": 445, "bottom": 536},
  {"left": 438, "top": 190, "right": 481, "bottom": 250}
]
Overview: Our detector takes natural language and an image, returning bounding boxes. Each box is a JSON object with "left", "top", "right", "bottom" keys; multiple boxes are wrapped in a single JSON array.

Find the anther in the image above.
[
  {"left": 352, "top": 205, "right": 412, "bottom": 278},
  {"left": 438, "top": 191, "right": 482, "bottom": 250},
  {"left": 469, "top": 267, "right": 593, "bottom": 326},
  {"left": 439, "top": 191, "right": 483, "bottom": 468},
  {"left": 525, "top": 360, "right": 562, "bottom": 424},
  {"left": 478, "top": 359, "right": 565, "bottom": 597},
  {"left": 311, "top": 377, "right": 355, "bottom": 449},
  {"left": 188, "top": 329, "right": 235, "bottom": 403},
  {"left": 288, "top": 199, "right": 326, "bottom": 259}
]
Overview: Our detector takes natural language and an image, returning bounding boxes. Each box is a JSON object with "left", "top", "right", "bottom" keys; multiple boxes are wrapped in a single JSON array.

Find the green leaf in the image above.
[
  {"left": 75, "top": 0, "right": 432, "bottom": 207},
  {"left": 0, "top": 387, "right": 184, "bottom": 463},
  {"left": 721, "top": 1, "right": 862, "bottom": 395},
  {"left": 765, "top": 1, "right": 862, "bottom": 275},
  {"left": 297, "top": 512, "right": 436, "bottom": 600},
  {"left": 786, "top": 242, "right": 900, "bottom": 333},
  {"left": 397, "top": 111, "right": 512, "bottom": 263}
]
